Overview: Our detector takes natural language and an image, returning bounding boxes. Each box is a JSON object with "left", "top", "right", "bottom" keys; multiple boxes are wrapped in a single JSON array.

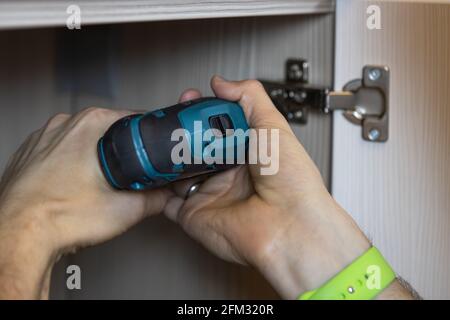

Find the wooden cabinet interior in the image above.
[{"left": 0, "top": 13, "right": 334, "bottom": 298}]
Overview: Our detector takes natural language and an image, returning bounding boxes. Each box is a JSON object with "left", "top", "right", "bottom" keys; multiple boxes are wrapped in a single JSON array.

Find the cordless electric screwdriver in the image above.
[{"left": 98, "top": 97, "right": 249, "bottom": 190}]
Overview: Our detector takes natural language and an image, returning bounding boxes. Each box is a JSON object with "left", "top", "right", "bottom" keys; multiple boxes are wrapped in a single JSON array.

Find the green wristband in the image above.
[{"left": 298, "top": 247, "right": 395, "bottom": 300}]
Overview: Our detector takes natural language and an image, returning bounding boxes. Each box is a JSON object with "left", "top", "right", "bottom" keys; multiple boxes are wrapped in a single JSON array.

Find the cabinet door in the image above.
[{"left": 333, "top": 1, "right": 450, "bottom": 299}]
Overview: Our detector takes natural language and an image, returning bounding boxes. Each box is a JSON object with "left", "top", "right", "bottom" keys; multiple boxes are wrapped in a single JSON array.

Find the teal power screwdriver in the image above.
[{"left": 98, "top": 97, "right": 249, "bottom": 190}]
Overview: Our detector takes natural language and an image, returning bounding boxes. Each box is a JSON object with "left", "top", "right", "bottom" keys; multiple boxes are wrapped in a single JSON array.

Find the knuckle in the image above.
[
  {"left": 83, "top": 106, "right": 107, "bottom": 116},
  {"left": 244, "top": 79, "right": 264, "bottom": 92},
  {"left": 48, "top": 112, "right": 70, "bottom": 125},
  {"left": 76, "top": 107, "right": 130, "bottom": 132},
  {"left": 79, "top": 107, "right": 112, "bottom": 123}
]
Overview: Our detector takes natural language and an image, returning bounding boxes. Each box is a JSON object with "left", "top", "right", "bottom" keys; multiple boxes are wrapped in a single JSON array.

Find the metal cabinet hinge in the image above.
[{"left": 260, "top": 59, "right": 389, "bottom": 142}]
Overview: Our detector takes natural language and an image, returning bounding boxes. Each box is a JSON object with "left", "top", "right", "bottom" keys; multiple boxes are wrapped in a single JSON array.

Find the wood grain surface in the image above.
[
  {"left": 0, "top": 0, "right": 334, "bottom": 29},
  {"left": 333, "top": 1, "right": 450, "bottom": 299},
  {"left": 0, "top": 13, "right": 334, "bottom": 299},
  {"left": 64, "top": 15, "right": 334, "bottom": 299}
]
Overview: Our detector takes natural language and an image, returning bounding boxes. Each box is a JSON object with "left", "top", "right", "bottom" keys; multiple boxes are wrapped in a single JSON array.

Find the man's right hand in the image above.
[{"left": 165, "top": 76, "right": 375, "bottom": 299}]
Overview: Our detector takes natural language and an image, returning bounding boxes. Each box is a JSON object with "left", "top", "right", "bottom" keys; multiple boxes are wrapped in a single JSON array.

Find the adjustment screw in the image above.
[
  {"left": 368, "top": 128, "right": 380, "bottom": 141},
  {"left": 293, "top": 91, "right": 307, "bottom": 103},
  {"left": 270, "top": 89, "right": 281, "bottom": 98},
  {"left": 368, "top": 68, "right": 381, "bottom": 81},
  {"left": 294, "top": 111, "right": 303, "bottom": 119}
]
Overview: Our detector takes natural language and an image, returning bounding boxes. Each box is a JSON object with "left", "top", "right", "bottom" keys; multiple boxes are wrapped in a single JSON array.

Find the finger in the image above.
[
  {"left": 108, "top": 187, "right": 173, "bottom": 226},
  {"left": 164, "top": 168, "right": 237, "bottom": 223},
  {"left": 140, "top": 187, "right": 174, "bottom": 216},
  {"left": 179, "top": 88, "right": 202, "bottom": 102},
  {"left": 211, "top": 76, "right": 311, "bottom": 188},
  {"left": 44, "top": 113, "right": 72, "bottom": 131},
  {"left": 17, "top": 126, "right": 46, "bottom": 164},
  {"left": 37, "top": 113, "right": 72, "bottom": 148},
  {"left": 164, "top": 196, "right": 184, "bottom": 222},
  {"left": 211, "top": 75, "right": 292, "bottom": 133}
]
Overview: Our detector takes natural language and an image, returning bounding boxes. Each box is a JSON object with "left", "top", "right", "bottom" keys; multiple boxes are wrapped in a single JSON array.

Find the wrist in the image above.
[
  {"left": 376, "top": 279, "right": 415, "bottom": 300},
  {"left": 254, "top": 194, "right": 371, "bottom": 299},
  {"left": 0, "top": 206, "right": 58, "bottom": 299}
]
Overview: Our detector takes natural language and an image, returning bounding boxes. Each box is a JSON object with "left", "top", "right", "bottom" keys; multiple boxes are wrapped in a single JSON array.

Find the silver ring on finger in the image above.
[{"left": 185, "top": 182, "right": 202, "bottom": 199}]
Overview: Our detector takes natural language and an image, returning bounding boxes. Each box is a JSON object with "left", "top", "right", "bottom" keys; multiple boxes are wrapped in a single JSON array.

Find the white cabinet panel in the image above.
[
  {"left": 333, "top": 1, "right": 450, "bottom": 299},
  {"left": 0, "top": 0, "right": 334, "bottom": 29}
]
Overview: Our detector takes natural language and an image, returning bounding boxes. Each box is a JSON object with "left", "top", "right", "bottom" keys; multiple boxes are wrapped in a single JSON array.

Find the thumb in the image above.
[{"left": 210, "top": 75, "right": 293, "bottom": 133}]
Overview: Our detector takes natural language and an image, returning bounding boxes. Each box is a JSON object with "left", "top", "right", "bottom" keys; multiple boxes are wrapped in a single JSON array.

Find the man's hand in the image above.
[
  {"left": 166, "top": 76, "right": 412, "bottom": 299},
  {"left": 0, "top": 108, "right": 172, "bottom": 299},
  {"left": 0, "top": 77, "right": 414, "bottom": 300}
]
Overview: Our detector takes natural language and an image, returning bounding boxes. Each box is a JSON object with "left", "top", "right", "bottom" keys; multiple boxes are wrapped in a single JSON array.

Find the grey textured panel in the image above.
[
  {"left": 334, "top": 1, "right": 450, "bottom": 299},
  {"left": 0, "top": 28, "right": 72, "bottom": 299},
  {"left": 0, "top": 29, "right": 68, "bottom": 171},
  {"left": 64, "top": 15, "right": 333, "bottom": 299},
  {"left": 0, "top": 0, "right": 334, "bottom": 29}
]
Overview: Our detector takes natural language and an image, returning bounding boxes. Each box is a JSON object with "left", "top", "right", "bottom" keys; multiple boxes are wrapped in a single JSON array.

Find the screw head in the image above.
[
  {"left": 288, "top": 64, "right": 303, "bottom": 81},
  {"left": 348, "top": 286, "right": 355, "bottom": 294},
  {"left": 293, "top": 91, "right": 307, "bottom": 103},
  {"left": 368, "top": 68, "right": 381, "bottom": 81},
  {"left": 270, "top": 89, "right": 282, "bottom": 98},
  {"left": 368, "top": 128, "right": 380, "bottom": 141},
  {"left": 294, "top": 111, "right": 303, "bottom": 119}
]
